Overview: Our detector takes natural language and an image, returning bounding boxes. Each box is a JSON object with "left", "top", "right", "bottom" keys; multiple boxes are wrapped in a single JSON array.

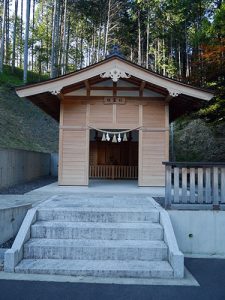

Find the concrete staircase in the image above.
[{"left": 14, "top": 203, "right": 178, "bottom": 278}]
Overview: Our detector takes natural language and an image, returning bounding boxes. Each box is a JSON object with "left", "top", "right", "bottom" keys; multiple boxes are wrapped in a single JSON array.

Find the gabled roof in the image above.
[{"left": 15, "top": 55, "right": 214, "bottom": 121}]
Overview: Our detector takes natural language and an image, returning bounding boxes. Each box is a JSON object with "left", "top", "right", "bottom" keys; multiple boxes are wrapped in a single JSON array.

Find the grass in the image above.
[{"left": 0, "top": 65, "right": 58, "bottom": 153}]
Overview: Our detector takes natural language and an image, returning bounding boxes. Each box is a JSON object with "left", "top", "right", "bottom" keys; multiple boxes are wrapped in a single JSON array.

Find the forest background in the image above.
[{"left": 0, "top": 0, "right": 224, "bottom": 161}]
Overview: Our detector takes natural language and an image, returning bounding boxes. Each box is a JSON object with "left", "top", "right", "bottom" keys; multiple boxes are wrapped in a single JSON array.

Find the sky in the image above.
[{"left": 10, "top": 0, "right": 34, "bottom": 20}]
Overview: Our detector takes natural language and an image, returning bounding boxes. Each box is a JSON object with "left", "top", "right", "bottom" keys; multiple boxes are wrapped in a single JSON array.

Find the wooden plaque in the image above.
[{"left": 104, "top": 97, "right": 126, "bottom": 105}]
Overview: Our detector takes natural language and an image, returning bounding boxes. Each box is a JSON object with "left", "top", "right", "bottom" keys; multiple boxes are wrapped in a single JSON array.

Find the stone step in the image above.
[
  {"left": 15, "top": 259, "right": 173, "bottom": 279},
  {"left": 37, "top": 207, "right": 159, "bottom": 223},
  {"left": 31, "top": 221, "right": 164, "bottom": 240},
  {"left": 24, "top": 239, "right": 168, "bottom": 261}
]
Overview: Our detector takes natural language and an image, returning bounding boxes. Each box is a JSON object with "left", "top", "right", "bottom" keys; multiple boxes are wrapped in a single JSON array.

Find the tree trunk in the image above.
[
  {"left": 157, "top": 38, "right": 160, "bottom": 73},
  {"left": 162, "top": 37, "right": 166, "bottom": 76},
  {"left": 12, "top": 0, "right": 19, "bottom": 72},
  {"left": 31, "top": 0, "right": 35, "bottom": 72},
  {"left": 130, "top": 45, "right": 133, "bottom": 61},
  {"left": 55, "top": 0, "right": 61, "bottom": 76},
  {"left": 39, "top": 0, "right": 45, "bottom": 77},
  {"left": 92, "top": 25, "right": 95, "bottom": 64},
  {"left": 185, "top": 22, "right": 189, "bottom": 79},
  {"left": 23, "top": 0, "right": 31, "bottom": 83},
  {"left": 61, "top": 0, "right": 67, "bottom": 75},
  {"left": 137, "top": 9, "right": 141, "bottom": 65},
  {"left": 58, "top": 3, "right": 63, "bottom": 75},
  {"left": 178, "top": 43, "right": 181, "bottom": 79},
  {"left": 80, "top": 36, "right": 84, "bottom": 68},
  {"left": 5, "top": 0, "right": 10, "bottom": 64},
  {"left": 154, "top": 45, "right": 157, "bottom": 72},
  {"left": 75, "top": 27, "right": 78, "bottom": 69},
  {"left": 46, "top": 1, "right": 50, "bottom": 72},
  {"left": 97, "top": 24, "right": 101, "bottom": 62},
  {"left": 0, "top": 0, "right": 7, "bottom": 73},
  {"left": 20, "top": 0, "right": 23, "bottom": 68},
  {"left": 51, "top": 0, "right": 59, "bottom": 78},
  {"left": 65, "top": 15, "right": 70, "bottom": 73},
  {"left": 104, "top": 0, "right": 111, "bottom": 57},
  {"left": 146, "top": 9, "right": 149, "bottom": 69}
]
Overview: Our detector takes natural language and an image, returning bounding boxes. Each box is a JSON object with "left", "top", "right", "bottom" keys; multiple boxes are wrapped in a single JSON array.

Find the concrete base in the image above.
[
  {"left": 0, "top": 194, "right": 54, "bottom": 209},
  {"left": 27, "top": 180, "right": 165, "bottom": 197},
  {"left": 0, "top": 267, "right": 198, "bottom": 286}
]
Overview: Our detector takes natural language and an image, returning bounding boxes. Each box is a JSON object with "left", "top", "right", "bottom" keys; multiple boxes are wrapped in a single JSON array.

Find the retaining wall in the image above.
[
  {"left": 0, "top": 204, "right": 32, "bottom": 245},
  {"left": 0, "top": 148, "right": 51, "bottom": 189},
  {"left": 169, "top": 210, "right": 225, "bottom": 256}
]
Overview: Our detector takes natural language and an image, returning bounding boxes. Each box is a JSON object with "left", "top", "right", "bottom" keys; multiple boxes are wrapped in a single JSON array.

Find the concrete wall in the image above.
[
  {"left": 50, "top": 153, "right": 58, "bottom": 177},
  {"left": 169, "top": 210, "right": 225, "bottom": 256},
  {"left": 0, "top": 148, "right": 51, "bottom": 189},
  {"left": 0, "top": 204, "right": 31, "bottom": 244}
]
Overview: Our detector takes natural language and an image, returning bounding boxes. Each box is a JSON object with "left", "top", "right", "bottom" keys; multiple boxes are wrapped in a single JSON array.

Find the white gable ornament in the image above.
[
  {"left": 168, "top": 89, "right": 181, "bottom": 97},
  {"left": 100, "top": 67, "right": 131, "bottom": 82},
  {"left": 50, "top": 89, "right": 61, "bottom": 95}
]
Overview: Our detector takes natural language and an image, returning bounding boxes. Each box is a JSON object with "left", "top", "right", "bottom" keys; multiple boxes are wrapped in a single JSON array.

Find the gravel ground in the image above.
[{"left": 0, "top": 176, "right": 57, "bottom": 195}]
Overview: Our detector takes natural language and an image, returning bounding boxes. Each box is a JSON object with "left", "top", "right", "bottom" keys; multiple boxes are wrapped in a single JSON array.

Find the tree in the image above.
[
  {"left": 51, "top": 0, "right": 60, "bottom": 78},
  {"left": 61, "top": 0, "right": 68, "bottom": 75},
  {"left": 0, "top": 0, "right": 7, "bottom": 73},
  {"left": 12, "top": 0, "right": 19, "bottom": 73},
  {"left": 24, "top": 0, "right": 31, "bottom": 83}
]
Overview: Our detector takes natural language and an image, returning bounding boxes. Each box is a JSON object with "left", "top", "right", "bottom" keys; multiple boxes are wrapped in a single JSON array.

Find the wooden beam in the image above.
[
  {"left": 90, "top": 86, "right": 139, "bottom": 91},
  {"left": 113, "top": 82, "right": 117, "bottom": 96},
  {"left": 62, "top": 82, "right": 84, "bottom": 94},
  {"left": 85, "top": 79, "right": 90, "bottom": 97},
  {"left": 62, "top": 77, "right": 110, "bottom": 94},
  {"left": 165, "top": 94, "right": 173, "bottom": 103},
  {"left": 89, "top": 77, "right": 109, "bottom": 85},
  {"left": 145, "top": 82, "right": 167, "bottom": 96},
  {"left": 139, "top": 81, "right": 146, "bottom": 97},
  {"left": 64, "top": 95, "right": 165, "bottom": 102},
  {"left": 85, "top": 79, "right": 90, "bottom": 89},
  {"left": 56, "top": 92, "right": 64, "bottom": 101}
]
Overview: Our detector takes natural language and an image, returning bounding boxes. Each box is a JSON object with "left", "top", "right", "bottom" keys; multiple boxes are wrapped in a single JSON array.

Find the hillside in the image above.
[{"left": 0, "top": 67, "right": 58, "bottom": 153}]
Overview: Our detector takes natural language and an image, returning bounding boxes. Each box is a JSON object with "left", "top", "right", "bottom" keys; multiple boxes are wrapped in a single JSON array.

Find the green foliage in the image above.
[
  {"left": 173, "top": 119, "right": 225, "bottom": 162},
  {"left": 0, "top": 65, "right": 49, "bottom": 86}
]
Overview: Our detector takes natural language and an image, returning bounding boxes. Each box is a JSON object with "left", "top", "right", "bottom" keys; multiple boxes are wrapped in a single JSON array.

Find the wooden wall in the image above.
[
  {"left": 139, "top": 102, "right": 169, "bottom": 186},
  {"left": 59, "top": 130, "right": 89, "bottom": 185},
  {"left": 58, "top": 97, "right": 169, "bottom": 186},
  {"left": 58, "top": 100, "right": 89, "bottom": 185}
]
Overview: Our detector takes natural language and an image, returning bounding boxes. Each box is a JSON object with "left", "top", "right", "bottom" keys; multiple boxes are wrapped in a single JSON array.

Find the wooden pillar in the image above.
[
  {"left": 58, "top": 98, "right": 64, "bottom": 184},
  {"left": 165, "top": 103, "right": 169, "bottom": 161},
  {"left": 138, "top": 104, "right": 143, "bottom": 186}
]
